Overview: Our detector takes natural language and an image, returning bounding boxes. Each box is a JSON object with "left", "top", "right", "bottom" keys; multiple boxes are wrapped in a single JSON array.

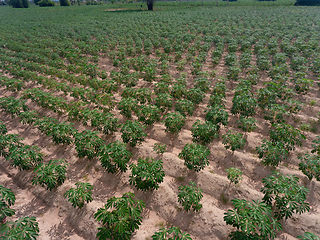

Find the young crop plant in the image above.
[
  {"left": 225, "top": 167, "right": 243, "bottom": 186},
  {"left": 118, "top": 97, "right": 139, "bottom": 119},
  {"left": 99, "top": 141, "right": 132, "bottom": 173},
  {"left": 154, "top": 93, "right": 173, "bottom": 112},
  {"left": 120, "top": 120, "right": 147, "bottom": 147},
  {"left": 297, "top": 232, "right": 320, "bottom": 240},
  {"left": 269, "top": 123, "right": 306, "bottom": 151},
  {"left": 311, "top": 136, "right": 320, "bottom": 155},
  {"left": 6, "top": 145, "right": 43, "bottom": 171},
  {"left": 224, "top": 198, "right": 282, "bottom": 240},
  {"left": 0, "top": 133, "right": 24, "bottom": 158},
  {"left": 293, "top": 78, "right": 314, "bottom": 94},
  {"left": 94, "top": 192, "right": 145, "bottom": 240},
  {"left": 231, "top": 92, "right": 257, "bottom": 117},
  {"left": 64, "top": 182, "right": 93, "bottom": 209},
  {"left": 137, "top": 105, "right": 161, "bottom": 126},
  {"left": 0, "top": 121, "right": 7, "bottom": 135},
  {"left": 35, "top": 117, "right": 76, "bottom": 145},
  {"left": 0, "top": 185, "right": 15, "bottom": 222},
  {"left": 152, "top": 226, "right": 193, "bottom": 240},
  {"left": 194, "top": 77, "right": 210, "bottom": 93},
  {"left": 74, "top": 130, "right": 104, "bottom": 159},
  {"left": 222, "top": 131, "right": 246, "bottom": 152},
  {"left": 175, "top": 100, "right": 195, "bottom": 117},
  {"left": 256, "top": 140, "right": 289, "bottom": 167},
  {"left": 191, "top": 120, "right": 219, "bottom": 145},
  {"left": 298, "top": 154, "right": 320, "bottom": 181},
  {"left": 261, "top": 172, "right": 310, "bottom": 220},
  {"left": 171, "top": 83, "right": 187, "bottom": 99},
  {"left": 178, "top": 181, "right": 203, "bottom": 212},
  {"left": 163, "top": 112, "right": 186, "bottom": 134},
  {"left": 205, "top": 105, "right": 229, "bottom": 126},
  {"left": 0, "top": 97, "right": 29, "bottom": 118},
  {"left": 32, "top": 159, "right": 69, "bottom": 191},
  {"left": 178, "top": 143, "right": 210, "bottom": 172},
  {"left": 185, "top": 88, "right": 205, "bottom": 104},
  {"left": 155, "top": 82, "right": 170, "bottom": 94},
  {"left": 90, "top": 111, "right": 119, "bottom": 135},
  {"left": 129, "top": 158, "right": 165, "bottom": 191},
  {"left": 135, "top": 88, "right": 153, "bottom": 105},
  {"left": 19, "top": 110, "right": 39, "bottom": 125},
  {"left": 153, "top": 143, "right": 167, "bottom": 155},
  {"left": 236, "top": 116, "right": 257, "bottom": 133}
]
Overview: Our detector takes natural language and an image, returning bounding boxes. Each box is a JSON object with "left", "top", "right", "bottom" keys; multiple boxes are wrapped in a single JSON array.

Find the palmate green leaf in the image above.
[
  {"left": 297, "top": 232, "right": 320, "bottom": 240},
  {"left": 1, "top": 217, "right": 39, "bottom": 240}
]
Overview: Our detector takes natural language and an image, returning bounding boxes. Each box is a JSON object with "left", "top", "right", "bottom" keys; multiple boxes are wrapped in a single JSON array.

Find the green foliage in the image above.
[
  {"left": 231, "top": 92, "right": 257, "bottom": 117},
  {"left": 59, "top": 0, "right": 70, "bottom": 5},
  {"left": 99, "top": 141, "right": 132, "bottom": 173},
  {"left": 224, "top": 198, "right": 281, "bottom": 240},
  {"left": 118, "top": 97, "right": 139, "bottom": 119},
  {"left": 185, "top": 88, "right": 205, "bottom": 104},
  {"left": 237, "top": 116, "right": 257, "bottom": 133},
  {"left": 175, "top": 100, "right": 194, "bottom": 117},
  {"left": 6, "top": 145, "right": 43, "bottom": 171},
  {"left": 222, "top": 131, "right": 246, "bottom": 152},
  {"left": 191, "top": 120, "right": 219, "bottom": 144},
  {"left": 225, "top": 167, "right": 243, "bottom": 185},
  {"left": 261, "top": 172, "right": 310, "bottom": 220},
  {"left": 154, "top": 93, "right": 173, "bottom": 112},
  {"left": 137, "top": 105, "right": 161, "bottom": 125},
  {"left": 0, "top": 217, "right": 39, "bottom": 240},
  {"left": 311, "top": 136, "right": 320, "bottom": 155},
  {"left": 269, "top": 123, "right": 305, "bottom": 151},
  {"left": 120, "top": 120, "right": 147, "bottom": 147},
  {"left": 178, "top": 143, "right": 210, "bottom": 172},
  {"left": 19, "top": 111, "right": 39, "bottom": 125},
  {"left": 194, "top": 77, "right": 210, "bottom": 93},
  {"left": 74, "top": 130, "right": 104, "bottom": 159},
  {"left": 0, "top": 185, "right": 15, "bottom": 221},
  {"left": 64, "top": 182, "right": 93, "bottom": 209},
  {"left": 178, "top": 181, "right": 203, "bottom": 212},
  {"left": 0, "top": 97, "right": 28, "bottom": 118},
  {"left": 205, "top": 105, "right": 229, "bottom": 126},
  {"left": 163, "top": 112, "right": 186, "bottom": 134},
  {"left": 0, "top": 134, "right": 23, "bottom": 158},
  {"left": 35, "top": 117, "right": 76, "bottom": 145},
  {"left": 129, "top": 158, "right": 165, "bottom": 191},
  {"left": 256, "top": 140, "right": 289, "bottom": 167},
  {"left": 293, "top": 78, "right": 313, "bottom": 94},
  {"left": 153, "top": 143, "right": 167, "bottom": 155},
  {"left": 38, "top": 0, "right": 55, "bottom": 6},
  {"left": 298, "top": 154, "right": 320, "bottom": 181},
  {"left": 297, "top": 232, "right": 320, "bottom": 240},
  {"left": 152, "top": 226, "right": 193, "bottom": 240},
  {"left": 9, "top": 0, "right": 29, "bottom": 8},
  {"left": 32, "top": 159, "right": 69, "bottom": 191},
  {"left": 94, "top": 192, "right": 145, "bottom": 240},
  {"left": 90, "top": 111, "right": 118, "bottom": 135},
  {"left": 0, "top": 121, "right": 7, "bottom": 135}
]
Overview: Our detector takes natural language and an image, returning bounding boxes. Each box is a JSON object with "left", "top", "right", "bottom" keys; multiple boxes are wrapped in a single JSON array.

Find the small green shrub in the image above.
[
  {"left": 120, "top": 121, "right": 147, "bottom": 147},
  {"left": 64, "top": 182, "right": 93, "bottom": 209},
  {"left": 298, "top": 154, "right": 320, "bottom": 181},
  {"left": 225, "top": 167, "right": 243, "bottom": 185},
  {"left": 153, "top": 143, "right": 167, "bottom": 155},
  {"left": 74, "top": 130, "right": 104, "bottom": 159},
  {"left": 222, "top": 131, "right": 246, "bottom": 152},
  {"left": 163, "top": 112, "right": 186, "bottom": 134},
  {"left": 178, "top": 181, "right": 203, "bottom": 212},
  {"left": 191, "top": 120, "right": 219, "bottom": 144},
  {"left": 178, "top": 143, "right": 210, "bottom": 172},
  {"left": 152, "top": 226, "right": 193, "bottom": 240}
]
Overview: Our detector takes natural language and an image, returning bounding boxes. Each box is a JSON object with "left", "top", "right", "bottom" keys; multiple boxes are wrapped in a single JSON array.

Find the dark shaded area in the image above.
[{"left": 295, "top": 0, "right": 320, "bottom": 5}]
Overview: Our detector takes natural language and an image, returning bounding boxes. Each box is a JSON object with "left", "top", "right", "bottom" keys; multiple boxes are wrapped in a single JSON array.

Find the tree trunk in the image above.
[
  {"left": 147, "top": 0, "right": 153, "bottom": 10},
  {"left": 227, "top": 0, "right": 229, "bottom": 6},
  {"left": 216, "top": 0, "right": 218, "bottom": 6}
]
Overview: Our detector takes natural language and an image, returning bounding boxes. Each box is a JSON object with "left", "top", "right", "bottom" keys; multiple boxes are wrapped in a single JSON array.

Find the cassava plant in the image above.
[
  {"left": 225, "top": 167, "right": 243, "bottom": 186},
  {"left": 153, "top": 143, "right": 167, "bottom": 155},
  {"left": 64, "top": 182, "right": 93, "bottom": 209},
  {"left": 152, "top": 226, "right": 193, "bottom": 240},
  {"left": 191, "top": 120, "right": 219, "bottom": 144},
  {"left": 120, "top": 120, "right": 147, "bottom": 147},
  {"left": 74, "top": 130, "right": 104, "bottom": 159},
  {"left": 256, "top": 140, "right": 289, "bottom": 167},
  {"left": 163, "top": 112, "right": 186, "bottom": 134},
  {"left": 178, "top": 181, "right": 203, "bottom": 212},
  {"left": 298, "top": 154, "right": 320, "bottom": 181},
  {"left": 178, "top": 143, "right": 210, "bottom": 172},
  {"left": 222, "top": 131, "right": 246, "bottom": 152}
]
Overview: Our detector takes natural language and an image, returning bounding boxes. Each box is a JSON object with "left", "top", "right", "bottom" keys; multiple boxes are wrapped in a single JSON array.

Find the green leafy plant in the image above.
[
  {"left": 129, "top": 158, "right": 165, "bottom": 191},
  {"left": 163, "top": 112, "right": 186, "bottom": 134},
  {"left": 261, "top": 172, "right": 310, "bottom": 220},
  {"left": 6, "top": 145, "right": 43, "bottom": 171},
  {"left": 298, "top": 154, "right": 320, "bottom": 181},
  {"left": 205, "top": 105, "right": 229, "bottom": 126},
  {"left": 178, "top": 181, "right": 203, "bottom": 212},
  {"left": 153, "top": 143, "right": 167, "bottom": 155},
  {"left": 152, "top": 226, "right": 192, "bottom": 240},
  {"left": 237, "top": 116, "right": 257, "bottom": 133},
  {"left": 269, "top": 123, "right": 306, "bottom": 151},
  {"left": 137, "top": 105, "right": 161, "bottom": 125},
  {"left": 0, "top": 185, "right": 15, "bottom": 222},
  {"left": 191, "top": 120, "right": 219, "bottom": 144},
  {"left": 64, "top": 182, "right": 93, "bottom": 209},
  {"left": 178, "top": 143, "right": 210, "bottom": 172},
  {"left": 94, "top": 192, "right": 145, "bottom": 240},
  {"left": 224, "top": 198, "right": 281, "bottom": 240},
  {"left": 311, "top": 136, "right": 320, "bottom": 155},
  {"left": 118, "top": 98, "right": 139, "bottom": 119},
  {"left": 225, "top": 167, "right": 243, "bottom": 186},
  {"left": 19, "top": 111, "right": 39, "bottom": 125},
  {"left": 175, "top": 100, "right": 195, "bottom": 117},
  {"left": 231, "top": 92, "right": 257, "bottom": 117},
  {"left": 297, "top": 232, "right": 320, "bottom": 240},
  {"left": 154, "top": 93, "right": 173, "bottom": 112},
  {"left": 120, "top": 121, "right": 147, "bottom": 147},
  {"left": 74, "top": 130, "right": 104, "bottom": 159},
  {"left": 32, "top": 159, "right": 69, "bottom": 191},
  {"left": 256, "top": 140, "right": 289, "bottom": 167},
  {"left": 0, "top": 97, "right": 29, "bottom": 118},
  {"left": 90, "top": 111, "right": 119, "bottom": 135},
  {"left": 99, "top": 141, "right": 132, "bottom": 173},
  {"left": 185, "top": 88, "right": 204, "bottom": 104},
  {"left": 222, "top": 131, "right": 246, "bottom": 152}
]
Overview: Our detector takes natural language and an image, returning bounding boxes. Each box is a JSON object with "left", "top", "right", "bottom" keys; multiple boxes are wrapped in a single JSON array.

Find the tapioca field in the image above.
[{"left": 0, "top": 0, "right": 320, "bottom": 239}]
